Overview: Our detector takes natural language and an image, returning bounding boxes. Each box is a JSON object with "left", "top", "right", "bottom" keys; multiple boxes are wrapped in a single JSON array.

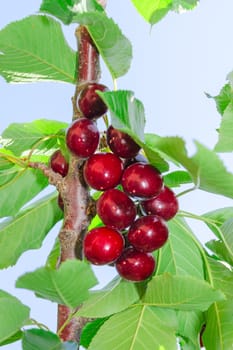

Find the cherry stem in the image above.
[{"left": 57, "top": 25, "right": 101, "bottom": 343}]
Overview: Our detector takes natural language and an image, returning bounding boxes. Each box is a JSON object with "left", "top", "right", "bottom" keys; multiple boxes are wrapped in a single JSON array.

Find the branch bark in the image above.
[{"left": 57, "top": 26, "right": 101, "bottom": 343}]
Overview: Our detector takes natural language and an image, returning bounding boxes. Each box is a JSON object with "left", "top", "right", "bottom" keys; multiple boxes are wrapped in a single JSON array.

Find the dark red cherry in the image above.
[
  {"left": 115, "top": 247, "right": 156, "bottom": 282},
  {"left": 106, "top": 126, "right": 141, "bottom": 159},
  {"left": 141, "top": 186, "right": 179, "bottom": 221},
  {"left": 50, "top": 150, "right": 68, "bottom": 177},
  {"left": 121, "top": 162, "right": 163, "bottom": 198},
  {"left": 127, "top": 215, "right": 168, "bottom": 252},
  {"left": 66, "top": 118, "right": 99, "bottom": 158},
  {"left": 83, "top": 226, "right": 124, "bottom": 265},
  {"left": 83, "top": 153, "right": 123, "bottom": 190},
  {"left": 123, "top": 154, "right": 148, "bottom": 169},
  {"left": 97, "top": 189, "right": 137, "bottom": 230},
  {"left": 77, "top": 83, "right": 108, "bottom": 119}
]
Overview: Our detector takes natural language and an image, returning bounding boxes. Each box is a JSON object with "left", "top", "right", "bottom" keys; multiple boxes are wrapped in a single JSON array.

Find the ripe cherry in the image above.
[
  {"left": 77, "top": 83, "right": 108, "bottom": 119},
  {"left": 141, "top": 186, "right": 179, "bottom": 221},
  {"left": 83, "top": 226, "right": 124, "bottom": 265},
  {"left": 106, "top": 126, "right": 141, "bottom": 159},
  {"left": 127, "top": 215, "right": 168, "bottom": 252},
  {"left": 50, "top": 150, "right": 68, "bottom": 177},
  {"left": 121, "top": 162, "right": 163, "bottom": 198},
  {"left": 115, "top": 247, "right": 156, "bottom": 282},
  {"left": 83, "top": 153, "right": 123, "bottom": 190},
  {"left": 97, "top": 189, "right": 137, "bottom": 230},
  {"left": 66, "top": 118, "right": 99, "bottom": 158}
]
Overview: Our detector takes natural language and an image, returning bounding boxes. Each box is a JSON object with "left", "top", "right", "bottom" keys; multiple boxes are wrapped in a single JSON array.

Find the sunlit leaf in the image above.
[
  {"left": 215, "top": 102, "right": 233, "bottom": 152},
  {"left": 76, "top": 276, "right": 139, "bottom": 317},
  {"left": 40, "top": 0, "right": 103, "bottom": 24},
  {"left": 0, "top": 290, "right": 30, "bottom": 344},
  {"left": 16, "top": 260, "right": 97, "bottom": 308},
  {"left": 163, "top": 170, "right": 192, "bottom": 187},
  {"left": 89, "top": 306, "right": 178, "bottom": 350},
  {"left": 143, "top": 273, "right": 225, "bottom": 311},
  {"left": 0, "top": 192, "right": 63, "bottom": 268},
  {"left": 0, "top": 15, "right": 76, "bottom": 83},
  {"left": 73, "top": 13, "right": 132, "bottom": 78},
  {"left": 130, "top": 0, "right": 173, "bottom": 25}
]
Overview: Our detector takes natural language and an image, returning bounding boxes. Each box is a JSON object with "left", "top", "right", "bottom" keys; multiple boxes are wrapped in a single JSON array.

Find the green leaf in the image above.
[
  {"left": 172, "top": 0, "right": 199, "bottom": 12},
  {"left": 89, "top": 306, "right": 178, "bottom": 350},
  {"left": 0, "top": 290, "right": 30, "bottom": 344},
  {"left": 163, "top": 170, "right": 192, "bottom": 187},
  {"left": 207, "top": 257, "right": 233, "bottom": 299},
  {"left": 0, "top": 331, "right": 23, "bottom": 346},
  {"left": 73, "top": 13, "right": 132, "bottom": 78},
  {"left": 203, "top": 301, "right": 233, "bottom": 350},
  {"left": 155, "top": 217, "right": 205, "bottom": 279},
  {"left": 177, "top": 311, "right": 204, "bottom": 349},
  {"left": 203, "top": 207, "right": 233, "bottom": 239},
  {"left": 206, "top": 239, "right": 233, "bottom": 266},
  {"left": 0, "top": 192, "right": 63, "bottom": 268},
  {"left": 144, "top": 134, "right": 197, "bottom": 180},
  {"left": 1, "top": 119, "right": 68, "bottom": 156},
  {"left": 192, "top": 141, "right": 233, "bottom": 198},
  {"left": 0, "top": 166, "right": 48, "bottom": 218},
  {"left": 16, "top": 260, "right": 98, "bottom": 308},
  {"left": 40, "top": 0, "right": 103, "bottom": 25},
  {"left": 208, "top": 83, "right": 233, "bottom": 116},
  {"left": 46, "top": 237, "right": 61, "bottom": 269},
  {"left": 99, "top": 90, "right": 145, "bottom": 142},
  {"left": 214, "top": 102, "right": 233, "bottom": 152},
  {"left": 76, "top": 276, "right": 139, "bottom": 318},
  {"left": 130, "top": 0, "right": 173, "bottom": 25},
  {"left": 22, "top": 329, "right": 63, "bottom": 350},
  {"left": 0, "top": 15, "right": 76, "bottom": 83},
  {"left": 143, "top": 273, "right": 225, "bottom": 311},
  {"left": 80, "top": 317, "right": 109, "bottom": 348}
]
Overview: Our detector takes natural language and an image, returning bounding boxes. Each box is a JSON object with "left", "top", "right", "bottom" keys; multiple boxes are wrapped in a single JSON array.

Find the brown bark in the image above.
[{"left": 56, "top": 25, "right": 101, "bottom": 343}]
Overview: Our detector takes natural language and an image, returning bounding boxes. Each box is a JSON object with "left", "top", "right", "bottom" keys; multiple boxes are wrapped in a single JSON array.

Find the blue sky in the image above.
[{"left": 1, "top": 1, "right": 233, "bottom": 349}]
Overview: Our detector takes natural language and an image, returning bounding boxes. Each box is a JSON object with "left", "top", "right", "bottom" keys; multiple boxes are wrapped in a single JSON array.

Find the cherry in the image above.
[
  {"left": 83, "top": 226, "right": 124, "bottom": 265},
  {"left": 97, "top": 189, "right": 137, "bottom": 230},
  {"left": 50, "top": 150, "right": 68, "bottom": 177},
  {"left": 106, "top": 126, "right": 141, "bottom": 159},
  {"left": 123, "top": 153, "right": 148, "bottom": 169},
  {"left": 121, "top": 162, "right": 163, "bottom": 198},
  {"left": 83, "top": 153, "right": 123, "bottom": 190},
  {"left": 115, "top": 247, "right": 156, "bottom": 282},
  {"left": 141, "top": 186, "right": 179, "bottom": 221},
  {"left": 77, "top": 83, "right": 108, "bottom": 119},
  {"left": 127, "top": 215, "right": 168, "bottom": 252},
  {"left": 66, "top": 118, "right": 99, "bottom": 158}
]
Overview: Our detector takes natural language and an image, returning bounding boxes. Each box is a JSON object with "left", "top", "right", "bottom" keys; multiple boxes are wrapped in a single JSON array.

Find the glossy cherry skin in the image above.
[
  {"left": 78, "top": 83, "right": 108, "bottom": 119},
  {"left": 141, "top": 186, "right": 179, "bottom": 221},
  {"left": 66, "top": 118, "right": 99, "bottom": 158},
  {"left": 115, "top": 247, "right": 156, "bottom": 282},
  {"left": 50, "top": 150, "right": 68, "bottom": 177},
  {"left": 97, "top": 189, "right": 137, "bottom": 230},
  {"left": 106, "top": 126, "right": 141, "bottom": 159},
  {"left": 83, "top": 153, "right": 123, "bottom": 190},
  {"left": 127, "top": 215, "right": 168, "bottom": 252},
  {"left": 83, "top": 227, "right": 124, "bottom": 265},
  {"left": 121, "top": 162, "right": 163, "bottom": 199}
]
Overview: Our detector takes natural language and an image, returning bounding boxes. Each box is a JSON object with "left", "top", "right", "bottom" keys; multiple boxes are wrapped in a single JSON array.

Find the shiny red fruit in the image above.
[
  {"left": 50, "top": 150, "right": 68, "bottom": 177},
  {"left": 66, "top": 118, "right": 99, "bottom": 158},
  {"left": 141, "top": 186, "right": 179, "bottom": 221},
  {"left": 97, "top": 189, "right": 137, "bottom": 230},
  {"left": 115, "top": 247, "right": 156, "bottom": 282},
  {"left": 78, "top": 83, "right": 108, "bottom": 119},
  {"left": 121, "top": 162, "right": 163, "bottom": 198},
  {"left": 106, "top": 126, "right": 141, "bottom": 159},
  {"left": 127, "top": 215, "right": 168, "bottom": 252},
  {"left": 83, "top": 153, "right": 123, "bottom": 190},
  {"left": 83, "top": 227, "right": 124, "bottom": 265}
]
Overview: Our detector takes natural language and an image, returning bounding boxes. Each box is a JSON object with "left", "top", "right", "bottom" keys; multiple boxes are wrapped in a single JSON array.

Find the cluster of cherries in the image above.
[{"left": 50, "top": 83, "right": 179, "bottom": 282}]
